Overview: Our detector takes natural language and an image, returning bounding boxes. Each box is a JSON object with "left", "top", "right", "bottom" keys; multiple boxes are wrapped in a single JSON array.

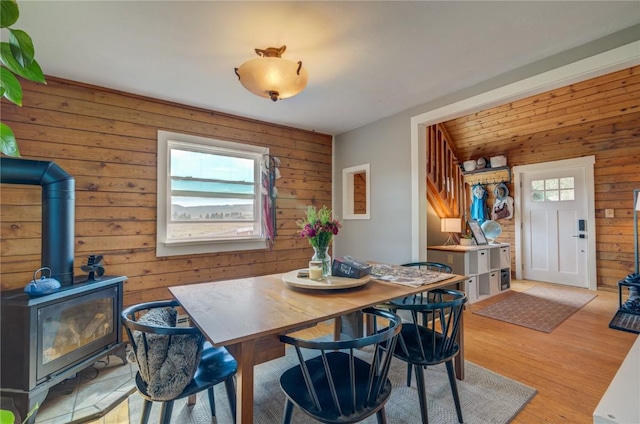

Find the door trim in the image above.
[{"left": 513, "top": 156, "right": 596, "bottom": 291}]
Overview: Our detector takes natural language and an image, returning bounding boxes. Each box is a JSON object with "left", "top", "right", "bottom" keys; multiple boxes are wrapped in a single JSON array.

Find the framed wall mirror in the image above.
[{"left": 343, "top": 164, "right": 370, "bottom": 220}]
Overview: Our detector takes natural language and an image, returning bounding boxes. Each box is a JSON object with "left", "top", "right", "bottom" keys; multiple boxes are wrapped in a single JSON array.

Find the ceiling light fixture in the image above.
[{"left": 234, "top": 45, "right": 308, "bottom": 102}]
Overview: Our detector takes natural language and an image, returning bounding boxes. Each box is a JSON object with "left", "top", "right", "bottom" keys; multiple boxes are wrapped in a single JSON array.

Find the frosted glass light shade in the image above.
[
  {"left": 236, "top": 48, "right": 308, "bottom": 101},
  {"left": 441, "top": 218, "right": 461, "bottom": 233}
]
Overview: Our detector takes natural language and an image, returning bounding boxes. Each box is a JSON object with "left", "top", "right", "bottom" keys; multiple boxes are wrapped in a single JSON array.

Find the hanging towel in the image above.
[{"left": 470, "top": 183, "right": 488, "bottom": 224}]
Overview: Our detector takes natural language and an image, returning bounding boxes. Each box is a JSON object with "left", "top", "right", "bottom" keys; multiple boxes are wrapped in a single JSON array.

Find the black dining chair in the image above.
[
  {"left": 399, "top": 261, "right": 453, "bottom": 387},
  {"left": 122, "top": 300, "right": 237, "bottom": 424},
  {"left": 384, "top": 288, "right": 467, "bottom": 424},
  {"left": 279, "top": 307, "right": 402, "bottom": 424},
  {"left": 401, "top": 261, "right": 452, "bottom": 273}
]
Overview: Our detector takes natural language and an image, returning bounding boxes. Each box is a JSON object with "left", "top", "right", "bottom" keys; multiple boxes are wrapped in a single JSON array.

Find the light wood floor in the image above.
[
  {"left": 464, "top": 279, "right": 636, "bottom": 424},
  {"left": 300, "top": 279, "right": 637, "bottom": 423}
]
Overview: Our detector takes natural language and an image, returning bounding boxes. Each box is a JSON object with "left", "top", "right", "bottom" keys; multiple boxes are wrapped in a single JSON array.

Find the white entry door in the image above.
[{"left": 521, "top": 166, "right": 589, "bottom": 287}]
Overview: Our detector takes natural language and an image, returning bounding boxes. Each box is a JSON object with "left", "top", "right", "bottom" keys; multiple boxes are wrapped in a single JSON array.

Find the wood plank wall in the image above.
[
  {"left": 0, "top": 77, "right": 333, "bottom": 306},
  {"left": 353, "top": 173, "right": 367, "bottom": 214},
  {"left": 443, "top": 65, "right": 640, "bottom": 290}
]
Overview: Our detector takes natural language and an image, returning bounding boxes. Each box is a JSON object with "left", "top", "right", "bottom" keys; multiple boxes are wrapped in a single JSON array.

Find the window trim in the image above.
[
  {"left": 342, "top": 163, "right": 371, "bottom": 220},
  {"left": 156, "top": 130, "right": 268, "bottom": 257}
]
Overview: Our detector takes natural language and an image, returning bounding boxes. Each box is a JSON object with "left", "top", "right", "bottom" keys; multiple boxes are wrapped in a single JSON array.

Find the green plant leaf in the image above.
[
  {"left": 0, "top": 122, "right": 20, "bottom": 157},
  {"left": 0, "top": 409, "right": 16, "bottom": 424},
  {"left": 0, "top": 66, "right": 23, "bottom": 105},
  {"left": 0, "top": 42, "right": 46, "bottom": 83},
  {"left": 9, "top": 29, "right": 35, "bottom": 67},
  {"left": 0, "top": 0, "right": 19, "bottom": 28}
]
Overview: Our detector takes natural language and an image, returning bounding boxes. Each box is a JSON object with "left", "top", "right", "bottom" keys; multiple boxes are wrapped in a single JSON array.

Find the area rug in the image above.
[
  {"left": 474, "top": 286, "right": 597, "bottom": 333},
  {"left": 128, "top": 348, "right": 536, "bottom": 423}
]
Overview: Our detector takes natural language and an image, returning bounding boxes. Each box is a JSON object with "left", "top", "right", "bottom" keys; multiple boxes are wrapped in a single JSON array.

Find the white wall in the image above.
[{"left": 333, "top": 110, "right": 415, "bottom": 265}]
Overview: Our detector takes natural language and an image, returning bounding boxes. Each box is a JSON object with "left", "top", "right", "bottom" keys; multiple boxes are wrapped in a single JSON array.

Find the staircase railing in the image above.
[{"left": 426, "top": 124, "right": 465, "bottom": 219}]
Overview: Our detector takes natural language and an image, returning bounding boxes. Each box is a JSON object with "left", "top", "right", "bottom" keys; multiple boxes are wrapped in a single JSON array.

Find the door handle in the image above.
[{"left": 572, "top": 234, "right": 586, "bottom": 239}]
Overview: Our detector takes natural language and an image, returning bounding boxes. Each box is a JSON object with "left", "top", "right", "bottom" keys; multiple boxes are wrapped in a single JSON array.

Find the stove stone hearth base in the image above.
[{"left": 34, "top": 354, "right": 135, "bottom": 424}]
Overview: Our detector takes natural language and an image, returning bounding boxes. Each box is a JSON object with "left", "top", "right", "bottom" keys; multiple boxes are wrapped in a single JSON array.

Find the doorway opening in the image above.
[{"left": 513, "top": 156, "right": 596, "bottom": 290}]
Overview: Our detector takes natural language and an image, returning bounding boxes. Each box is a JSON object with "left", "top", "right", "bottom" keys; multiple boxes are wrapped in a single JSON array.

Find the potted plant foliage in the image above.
[
  {"left": 460, "top": 232, "right": 475, "bottom": 246},
  {"left": 0, "top": 0, "right": 47, "bottom": 157}
]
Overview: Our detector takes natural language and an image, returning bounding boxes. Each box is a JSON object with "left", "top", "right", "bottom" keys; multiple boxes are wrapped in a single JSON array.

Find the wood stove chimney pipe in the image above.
[{"left": 0, "top": 158, "right": 75, "bottom": 285}]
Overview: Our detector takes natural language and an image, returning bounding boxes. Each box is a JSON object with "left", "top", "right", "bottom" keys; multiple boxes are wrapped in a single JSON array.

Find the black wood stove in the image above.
[{"left": 0, "top": 158, "right": 127, "bottom": 423}]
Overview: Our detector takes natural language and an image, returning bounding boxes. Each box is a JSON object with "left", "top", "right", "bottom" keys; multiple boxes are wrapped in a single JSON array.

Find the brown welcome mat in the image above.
[{"left": 473, "top": 286, "right": 597, "bottom": 333}]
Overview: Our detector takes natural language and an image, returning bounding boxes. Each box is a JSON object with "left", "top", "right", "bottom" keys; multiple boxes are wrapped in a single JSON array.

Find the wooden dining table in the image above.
[{"left": 169, "top": 270, "right": 467, "bottom": 423}]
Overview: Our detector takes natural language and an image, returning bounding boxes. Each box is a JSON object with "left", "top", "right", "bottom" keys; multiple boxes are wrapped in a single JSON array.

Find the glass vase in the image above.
[{"left": 312, "top": 245, "right": 332, "bottom": 278}]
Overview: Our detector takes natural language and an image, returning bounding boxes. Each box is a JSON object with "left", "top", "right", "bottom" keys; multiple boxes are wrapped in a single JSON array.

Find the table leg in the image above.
[{"left": 226, "top": 341, "right": 256, "bottom": 424}]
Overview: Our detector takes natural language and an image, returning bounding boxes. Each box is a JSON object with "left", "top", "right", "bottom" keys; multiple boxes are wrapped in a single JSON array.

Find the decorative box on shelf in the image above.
[{"left": 332, "top": 256, "right": 372, "bottom": 279}]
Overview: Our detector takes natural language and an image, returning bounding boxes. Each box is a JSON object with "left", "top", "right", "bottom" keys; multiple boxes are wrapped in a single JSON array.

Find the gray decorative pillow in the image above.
[{"left": 129, "top": 307, "right": 204, "bottom": 401}]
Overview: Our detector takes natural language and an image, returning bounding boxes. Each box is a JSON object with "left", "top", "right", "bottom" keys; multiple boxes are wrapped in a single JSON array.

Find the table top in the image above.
[
  {"left": 169, "top": 271, "right": 466, "bottom": 348},
  {"left": 428, "top": 243, "right": 509, "bottom": 252}
]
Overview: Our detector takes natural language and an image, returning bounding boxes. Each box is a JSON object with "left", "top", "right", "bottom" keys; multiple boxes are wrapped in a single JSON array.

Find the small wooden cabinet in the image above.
[{"left": 427, "top": 244, "right": 511, "bottom": 303}]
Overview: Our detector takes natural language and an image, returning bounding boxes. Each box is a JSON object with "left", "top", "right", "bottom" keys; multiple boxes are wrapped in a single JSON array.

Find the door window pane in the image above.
[
  {"left": 532, "top": 191, "right": 544, "bottom": 202},
  {"left": 545, "top": 190, "right": 559, "bottom": 201},
  {"left": 531, "top": 177, "right": 575, "bottom": 202},
  {"left": 560, "top": 177, "right": 574, "bottom": 189},
  {"left": 531, "top": 180, "right": 544, "bottom": 190},
  {"left": 560, "top": 189, "right": 575, "bottom": 201}
]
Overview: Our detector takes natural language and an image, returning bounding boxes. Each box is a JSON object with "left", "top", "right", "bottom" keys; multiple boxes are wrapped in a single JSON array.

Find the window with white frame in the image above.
[
  {"left": 531, "top": 177, "right": 575, "bottom": 202},
  {"left": 156, "top": 131, "right": 268, "bottom": 257}
]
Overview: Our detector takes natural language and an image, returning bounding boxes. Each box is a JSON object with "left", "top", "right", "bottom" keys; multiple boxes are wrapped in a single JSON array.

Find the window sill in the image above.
[{"left": 156, "top": 239, "right": 267, "bottom": 257}]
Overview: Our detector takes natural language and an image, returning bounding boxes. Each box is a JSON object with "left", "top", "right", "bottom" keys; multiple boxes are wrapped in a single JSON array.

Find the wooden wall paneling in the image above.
[
  {"left": 445, "top": 66, "right": 639, "bottom": 136},
  {"left": 22, "top": 79, "right": 326, "bottom": 145},
  {"left": 1, "top": 77, "right": 332, "bottom": 306},
  {"left": 447, "top": 65, "right": 640, "bottom": 290}
]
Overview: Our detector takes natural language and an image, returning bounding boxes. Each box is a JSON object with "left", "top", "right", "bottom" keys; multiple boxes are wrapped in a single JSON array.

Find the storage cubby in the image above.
[
  {"left": 465, "top": 276, "right": 478, "bottom": 302},
  {"left": 490, "top": 271, "right": 500, "bottom": 294},
  {"left": 478, "top": 273, "right": 491, "bottom": 297},
  {"left": 490, "top": 249, "right": 503, "bottom": 270},
  {"left": 499, "top": 246, "right": 510, "bottom": 269},
  {"left": 477, "top": 249, "right": 490, "bottom": 274},
  {"left": 427, "top": 243, "right": 511, "bottom": 303},
  {"left": 500, "top": 269, "right": 511, "bottom": 290}
]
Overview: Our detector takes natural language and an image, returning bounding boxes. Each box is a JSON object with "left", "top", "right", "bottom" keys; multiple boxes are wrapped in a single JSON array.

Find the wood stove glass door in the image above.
[{"left": 37, "top": 286, "right": 118, "bottom": 382}]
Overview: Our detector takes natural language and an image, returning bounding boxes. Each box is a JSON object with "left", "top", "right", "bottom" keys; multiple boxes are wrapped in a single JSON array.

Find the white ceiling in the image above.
[{"left": 15, "top": 1, "right": 640, "bottom": 135}]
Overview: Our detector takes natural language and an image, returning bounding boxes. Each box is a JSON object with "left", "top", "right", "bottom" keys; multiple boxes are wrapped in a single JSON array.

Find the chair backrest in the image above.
[
  {"left": 388, "top": 289, "right": 466, "bottom": 364},
  {"left": 279, "top": 307, "right": 402, "bottom": 421},
  {"left": 401, "top": 261, "right": 453, "bottom": 273},
  {"left": 121, "top": 300, "right": 205, "bottom": 401}
]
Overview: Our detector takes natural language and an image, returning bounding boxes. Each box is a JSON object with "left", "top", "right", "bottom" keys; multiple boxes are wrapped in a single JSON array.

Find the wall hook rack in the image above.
[{"left": 463, "top": 166, "right": 511, "bottom": 186}]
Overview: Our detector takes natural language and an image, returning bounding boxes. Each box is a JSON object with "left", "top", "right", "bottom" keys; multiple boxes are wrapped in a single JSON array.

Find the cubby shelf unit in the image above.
[{"left": 427, "top": 243, "right": 511, "bottom": 304}]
